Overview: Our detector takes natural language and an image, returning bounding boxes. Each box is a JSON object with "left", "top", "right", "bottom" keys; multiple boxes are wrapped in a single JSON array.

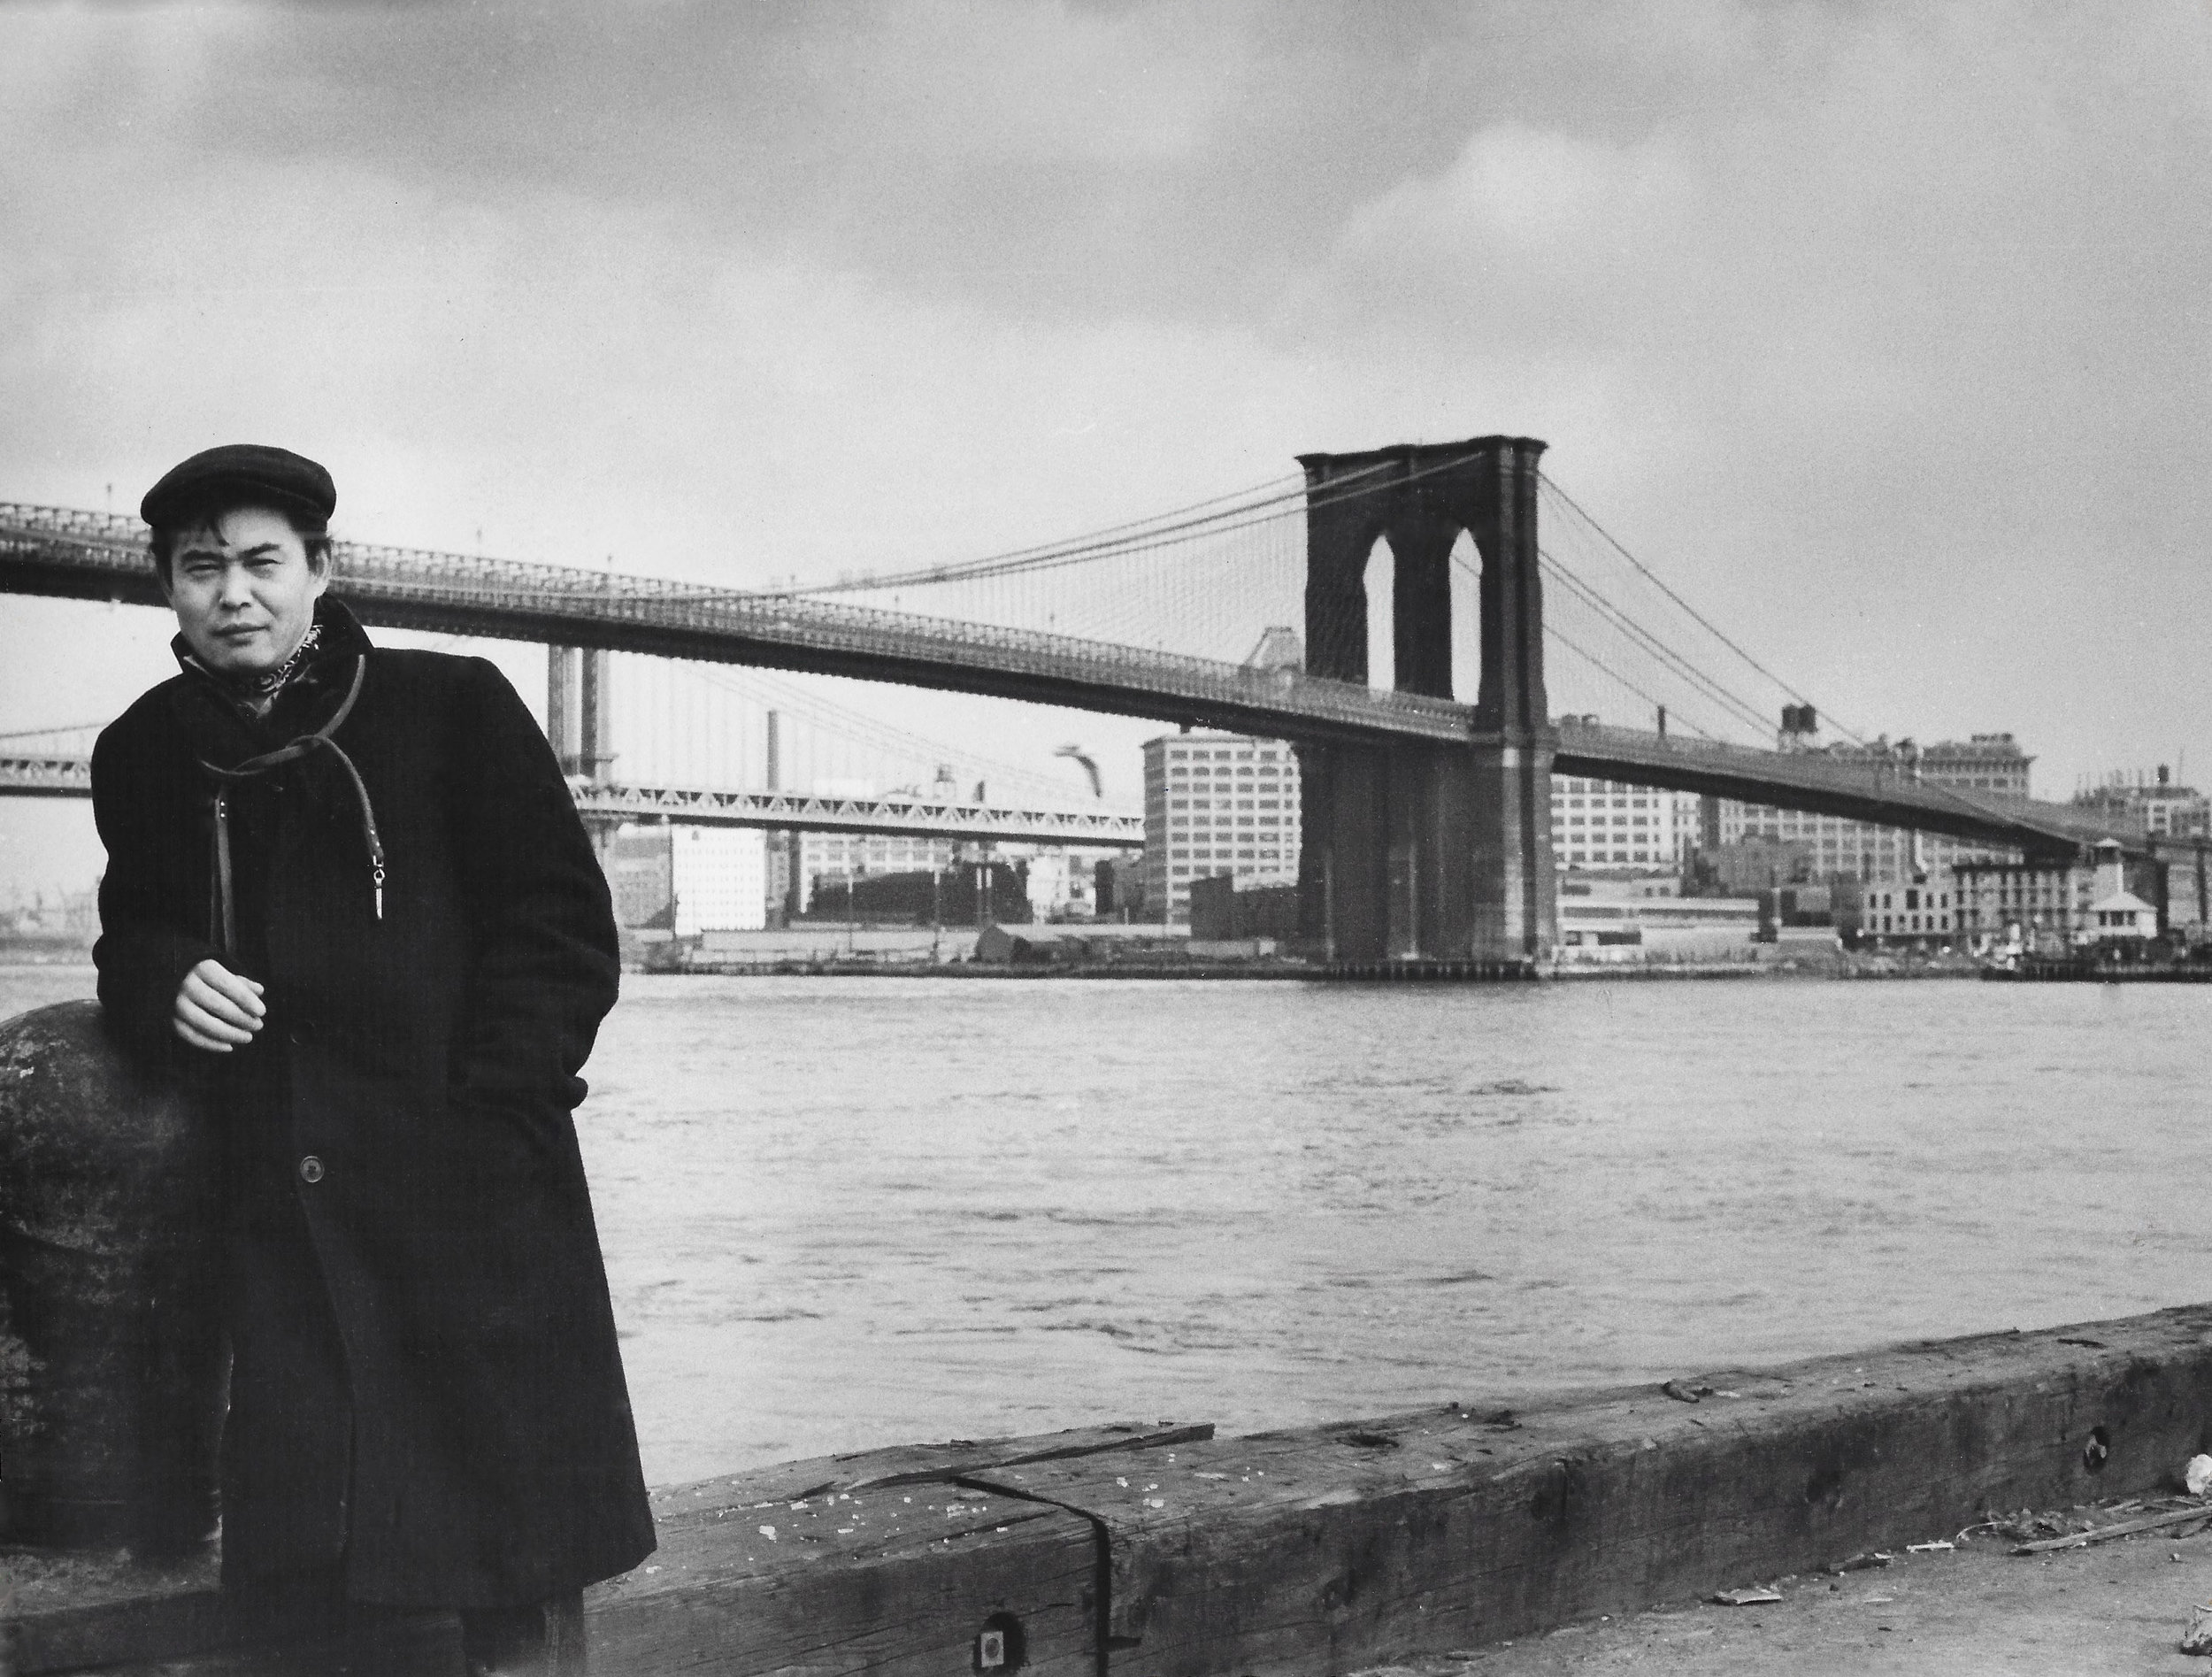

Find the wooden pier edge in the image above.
[{"left": 9, "top": 1304, "right": 2212, "bottom": 1674}]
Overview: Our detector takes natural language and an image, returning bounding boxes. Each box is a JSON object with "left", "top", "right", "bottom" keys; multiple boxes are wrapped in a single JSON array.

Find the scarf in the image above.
[{"left": 180, "top": 604, "right": 388, "bottom": 951}]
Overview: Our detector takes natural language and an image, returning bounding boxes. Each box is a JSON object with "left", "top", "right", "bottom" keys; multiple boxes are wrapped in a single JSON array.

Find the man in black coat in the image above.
[{"left": 92, "top": 445, "right": 654, "bottom": 1674}]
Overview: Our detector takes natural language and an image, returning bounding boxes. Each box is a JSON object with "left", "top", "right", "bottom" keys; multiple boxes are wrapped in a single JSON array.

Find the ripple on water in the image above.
[{"left": 12, "top": 967, "right": 2212, "bottom": 1486}]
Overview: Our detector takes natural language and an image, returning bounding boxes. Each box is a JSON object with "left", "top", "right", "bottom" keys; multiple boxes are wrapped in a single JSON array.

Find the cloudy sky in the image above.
[{"left": 3, "top": 0, "right": 2208, "bottom": 896}]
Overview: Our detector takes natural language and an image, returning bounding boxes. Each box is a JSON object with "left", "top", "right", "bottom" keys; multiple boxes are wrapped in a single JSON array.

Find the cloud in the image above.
[
  {"left": 1267, "top": 2, "right": 2212, "bottom": 760},
  {"left": 5, "top": 0, "right": 2212, "bottom": 892}
]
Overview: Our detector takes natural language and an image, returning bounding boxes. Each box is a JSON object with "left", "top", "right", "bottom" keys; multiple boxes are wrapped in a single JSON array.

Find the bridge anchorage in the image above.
[{"left": 1297, "top": 436, "right": 1553, "bottom": 964}]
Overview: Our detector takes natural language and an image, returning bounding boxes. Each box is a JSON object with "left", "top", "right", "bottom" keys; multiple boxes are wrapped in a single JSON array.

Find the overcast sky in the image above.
[{"left": 4, "top": 0, "right": 2208, "bottom": 897}]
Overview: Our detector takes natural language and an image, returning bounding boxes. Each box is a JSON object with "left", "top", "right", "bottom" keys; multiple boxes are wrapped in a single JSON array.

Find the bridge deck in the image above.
[
  {"left": 1554, "top": 721, "right": 2159, "bottom": 860},
  {"left": 0, "top": 504, "right": 1469, "bottom": 746},
  {"left": 0, "top": 504, "right": 2169, "bottom": 859}
]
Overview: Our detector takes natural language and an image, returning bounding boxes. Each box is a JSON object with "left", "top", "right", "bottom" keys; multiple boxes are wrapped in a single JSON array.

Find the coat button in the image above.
[
  {"left": 298, "top": 1155, "right": 325, "bottom": 1185},
  {"left": 288, "top": 1019, "right": 317, "bottom": 1046}
]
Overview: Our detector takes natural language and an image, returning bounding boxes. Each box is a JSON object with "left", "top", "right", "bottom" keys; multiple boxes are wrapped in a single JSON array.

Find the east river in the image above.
[{"left": 5, "top": 965, "right": 2209, "bottom": 1488}]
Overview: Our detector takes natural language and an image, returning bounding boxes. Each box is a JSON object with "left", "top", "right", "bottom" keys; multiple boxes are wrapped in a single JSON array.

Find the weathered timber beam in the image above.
[
  {"left": 26, "top": 1308, "right": 2212, "bottom": 1674},
  {"left": 4, "top": 1423, "right": 1205, "bottom": 1675},
  {"left": 955, "top": 1304, "right": 2212, "bottom": 1675}
]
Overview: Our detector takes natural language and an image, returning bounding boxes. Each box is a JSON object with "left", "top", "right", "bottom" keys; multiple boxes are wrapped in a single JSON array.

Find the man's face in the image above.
[{"left": 161, "top": 505, "right": 330, "bottom": 677}]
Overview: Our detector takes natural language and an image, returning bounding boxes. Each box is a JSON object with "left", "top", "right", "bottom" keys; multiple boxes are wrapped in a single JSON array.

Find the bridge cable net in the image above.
[
  {"left": 772, "top": 474, "right": 1324, "bottom": 667},
  {"left": 579, "top": 459, "right": 1425, "bottom": 672},
  {"left": 603, "top": 654, "right": 1098, "bottom": 805},
  {"left": 1531, "top": 479, "right": 2069, "bottom": 840},
  {"left": 1535, "top": 475, "right": 1869, "bottom": 750}
]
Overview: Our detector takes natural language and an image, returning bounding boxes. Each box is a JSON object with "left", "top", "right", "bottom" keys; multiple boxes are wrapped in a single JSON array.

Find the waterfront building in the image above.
[
  {"left": 795, "top": 835, "right": 1108, "bottom": 920},
  {"left": 1187, "top": 876, "right": 1301, "bottom": 942},
  {"left": 671, "top": 825, "right": 769, "bottom": 935},
  {"left": 1094, "top": 855, "right": 1145, "bottom": 919},
  {"left": 1705, "top": 719, "right": 2032, "bottom": 882},
  {"left": 826, "top": 860, "right": 1026, "bottom": 926},
  {"left": 1953, "top": 840, "right": 2167, "bottom": 951},
  {"left": 796, "top": 829, "right": 957, "bottom": 910},
  {"left": 1556, "top": 875, "right": 1758, "bottom": 955},
  {"left": 1141, "top": 731, "right": 1302, "bottom": 926},
  {"left": 1009, "top": 846, "right": 1118, "bottom": 921},
  {"left": 2088, "top": 888, "right": 2159, "bottom": 941},
  {"left": 1834, "top": 877, "right": 1961, "bottom": 946},
  {"left": 1549, "top": 773, "right": 1695, "bottom": 872},
  {"left": 1686, "top": 838, "right": 1818, "bottom": 896},
  {"left": 603, "top": 824, "right": 676, "bottom": 928},
  {"left": 2071, "top": 765, "right": 2210, "bottom": 841},
  {"left": 1949, "top": 862, "right": 2087, "bottom": 949}
]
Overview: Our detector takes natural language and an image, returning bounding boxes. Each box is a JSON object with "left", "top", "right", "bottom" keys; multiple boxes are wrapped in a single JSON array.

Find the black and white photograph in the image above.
[{"left": 4, "top": 4, "right": 2212, "bottom": 1672}]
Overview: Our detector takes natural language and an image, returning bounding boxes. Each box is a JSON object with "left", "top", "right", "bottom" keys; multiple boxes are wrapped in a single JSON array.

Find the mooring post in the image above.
[{"left": 0, "top": 1001, "right": 226, "bottom": 1558}]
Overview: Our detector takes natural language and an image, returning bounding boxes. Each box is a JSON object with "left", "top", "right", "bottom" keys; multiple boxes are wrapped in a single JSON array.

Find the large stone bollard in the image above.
[{"left": 0, "top": 999, "right": 225, "bottom": 1556}]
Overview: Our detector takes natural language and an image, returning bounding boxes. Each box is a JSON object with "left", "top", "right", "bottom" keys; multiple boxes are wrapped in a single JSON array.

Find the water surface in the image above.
[{"left": 6, "top": 965, "right": 2204, "bottom": 1486}]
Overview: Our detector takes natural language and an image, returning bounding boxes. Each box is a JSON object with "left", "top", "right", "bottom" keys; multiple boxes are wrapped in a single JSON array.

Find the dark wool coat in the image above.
[{"left": 92, "top": 600, "right": 654, "bottom": 1608}]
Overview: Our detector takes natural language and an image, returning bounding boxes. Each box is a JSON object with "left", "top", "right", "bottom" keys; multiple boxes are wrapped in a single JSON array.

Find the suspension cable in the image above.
[
  {"left": 782, "top": 454, "right": 1463, "bottom": 598},
  {"left": 1538, "top": 474, "right": 1868, "bottom": 746},
  {"left": 1535, "top": 552, "right": 1778, "bottom": 739},
  {"left": 0, "top": 719, "right": 107, "bottom": 742},
  {"left": 789, "top": 472, "right": 1314, "bottom": 596},
  {"left": 1543, "top": 622, "right": 1724, "bottom": 742}
]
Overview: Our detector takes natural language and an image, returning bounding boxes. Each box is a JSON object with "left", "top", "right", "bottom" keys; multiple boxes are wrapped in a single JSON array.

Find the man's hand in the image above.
[{"left": 173, "top": 958, "right": 266, "bottom": 1052}]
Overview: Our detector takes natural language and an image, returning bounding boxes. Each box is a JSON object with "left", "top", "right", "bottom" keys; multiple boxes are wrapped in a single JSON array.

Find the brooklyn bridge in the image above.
[{"left": 0, "top": 436, "right": 2179, "bottom": 960}]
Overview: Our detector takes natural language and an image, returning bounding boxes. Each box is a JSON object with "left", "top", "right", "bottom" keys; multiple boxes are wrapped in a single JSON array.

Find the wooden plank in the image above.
[
  {"left": 954, "top": 1305, "right": 2212, "bottom": 1676},
  {"left": 12, "top": 1420, "right": 1194, "bottom": 1674},
  {"left": 23, "top": 1308, "right": 2212, "bottom": 1675},
  {"left": 649, "top": 1419, "right": 1211, "bottom": 1533},
  {"left": 19, "top": 1493, "right": 1100, "bottom": 1677},
  {"left": 587, "top": 1484, "right": 1099, "bottom": 1677}
]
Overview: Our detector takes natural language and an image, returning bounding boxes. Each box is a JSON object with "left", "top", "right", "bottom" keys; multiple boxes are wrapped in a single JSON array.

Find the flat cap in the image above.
[{"left": 141, "top": 443, "right": 335, "bottom": 529}]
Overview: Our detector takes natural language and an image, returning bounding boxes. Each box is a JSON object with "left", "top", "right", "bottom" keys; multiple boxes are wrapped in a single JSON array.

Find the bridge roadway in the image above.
[
  {"left": 0, "top": 752, "right": 1145, "bottom": 848},
  {"left": 1551, "top": 719, "right": 2181, "bottom": 862},
  {"left": 0, "top": 502, "right": 2164, "bottom": 861}
]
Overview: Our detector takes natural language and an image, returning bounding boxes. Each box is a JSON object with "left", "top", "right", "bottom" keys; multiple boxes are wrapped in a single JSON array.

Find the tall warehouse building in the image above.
[
  {"left": 671, "top": 826, "right": 769, "bottom": 934},
  {"left": 1551, "top": 777, "right": 1697, "bottom": 872},
  {"left": 1141, "top": 733, "right": 1302, "bottom": 926}
]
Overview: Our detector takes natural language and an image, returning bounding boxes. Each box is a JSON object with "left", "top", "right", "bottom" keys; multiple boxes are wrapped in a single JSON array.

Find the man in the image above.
[{"left": 92, "top": 444, "right": 654, "bottom": 1675}]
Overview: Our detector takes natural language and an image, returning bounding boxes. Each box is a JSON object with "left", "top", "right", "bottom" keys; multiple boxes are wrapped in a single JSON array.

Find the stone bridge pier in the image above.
[{"left": 1295, "top": 436, "right": 1555, "bottom": 963}]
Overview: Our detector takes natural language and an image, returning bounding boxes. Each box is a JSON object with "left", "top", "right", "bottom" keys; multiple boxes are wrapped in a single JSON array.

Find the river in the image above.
[{"left": 5, "top": 964, "right": 2208, "bottom": 1488}]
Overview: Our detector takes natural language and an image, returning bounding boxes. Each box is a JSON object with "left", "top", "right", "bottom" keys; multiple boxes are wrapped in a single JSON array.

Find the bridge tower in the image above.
[
  {"left": 547, "top": 645, "right": 621, "bottom": 855},
  {"left": 546, "top": 646, "right": 617, "bottom": 780},
  {"left": 1295, "top": 435, "right": 1555, "bottom": 962}
]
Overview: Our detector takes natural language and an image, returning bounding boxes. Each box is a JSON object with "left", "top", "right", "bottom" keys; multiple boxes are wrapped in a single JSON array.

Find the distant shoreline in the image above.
[{"left": 630, "top": 956, "right": 1965, "bottom": 982}]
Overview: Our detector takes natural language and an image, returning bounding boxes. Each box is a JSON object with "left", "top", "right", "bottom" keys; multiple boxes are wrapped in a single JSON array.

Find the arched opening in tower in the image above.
[
  {"left": 1363, "top": 534, "right": 1395, "bottom": 693},
  {"left": 1448, "top": 527, "right": 1481, "bottom": 706}
]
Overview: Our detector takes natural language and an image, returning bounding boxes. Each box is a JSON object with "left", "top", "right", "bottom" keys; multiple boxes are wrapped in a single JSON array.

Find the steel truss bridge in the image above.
[
  {"left": 571, "top": 781, "right": 1141, "bottom": 846},
  {"left": 0, "top": 753, "right": 1143, "bottom": 848},
  {"left": 0, "top": 500, "right": 2173, "bottom": 862}
]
